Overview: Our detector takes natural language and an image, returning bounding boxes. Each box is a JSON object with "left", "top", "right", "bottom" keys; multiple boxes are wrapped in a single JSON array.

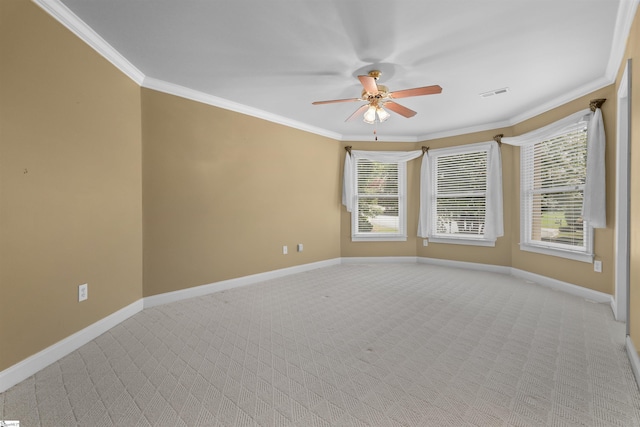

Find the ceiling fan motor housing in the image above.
[
  {"left": 368, "top": 70, "right": 382, "bottom": 80},
  {"left": 312, "top": 68, "right": 441, "bottom": 121},
  {"left": 362, "top": 85, "right": 389, "bottom": 102}
]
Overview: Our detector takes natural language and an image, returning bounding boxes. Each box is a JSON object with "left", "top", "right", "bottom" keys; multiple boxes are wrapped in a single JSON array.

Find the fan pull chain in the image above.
[{"left": 374, "top": 128, "right": 378, "bottom": 141}]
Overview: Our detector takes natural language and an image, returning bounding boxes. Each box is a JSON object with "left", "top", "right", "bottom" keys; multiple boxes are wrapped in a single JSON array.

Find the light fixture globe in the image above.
[
  {"left": 363, "top": 105, "right": 377, "bottom": 124},
  {"left": 377, "top": 107, "right": 390, "bottom": 122}
]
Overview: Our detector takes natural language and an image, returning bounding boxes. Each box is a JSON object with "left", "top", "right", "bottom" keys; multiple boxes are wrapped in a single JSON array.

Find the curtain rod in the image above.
[
  {"left": 345, "top": 145, "right": 430, "bottom": 155},
  {"left": 590, "top": 98, "right": 606, "bottom": 112},
  {"left": 346, "top": 99, "right": 604, "bottom": 155}
]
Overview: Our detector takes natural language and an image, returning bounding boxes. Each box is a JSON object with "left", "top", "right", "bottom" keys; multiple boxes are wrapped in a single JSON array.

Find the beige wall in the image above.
[
  {"left": 340, "top": 142, "right": 421, "bottom": 258},
  {"left": 339, "top": 137, "right": 511, "bottom": 263},
  {"left": 2, "top": 0, "right": 636, "bottom": 376},
  {"left": 0, "top": 0, "right": 143, "bottom": 371},
  {"left": 510, "top": 86, "right": 616, "bottom": 295},
  {"left": 414, "top": 129, "right": 514, "bottom": 267},
  {"left": 142, "top": 89, "right": 341, "bottom": 297},
  {"left": 341, "top": 91, "right": 615, "bottom": 296},
  {"left": 624, "top": 6, "right": 640, "bottom": 346}
]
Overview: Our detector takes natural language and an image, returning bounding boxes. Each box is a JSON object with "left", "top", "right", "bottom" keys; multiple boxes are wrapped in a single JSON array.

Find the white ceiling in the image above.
[{"left": 48, "top": 0, "right": 632, "bottom": 141}]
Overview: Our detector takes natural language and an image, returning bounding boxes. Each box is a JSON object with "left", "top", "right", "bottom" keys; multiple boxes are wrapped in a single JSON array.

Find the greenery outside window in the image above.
[
  {"left": 520, "top": 121, "right": 593, "bottom": 262},
  {"left": 353, "top": 159, "right": 407, "bottom": 241},
  {"left": 426, "top": 144, "right": 495, "bottom": 246}
]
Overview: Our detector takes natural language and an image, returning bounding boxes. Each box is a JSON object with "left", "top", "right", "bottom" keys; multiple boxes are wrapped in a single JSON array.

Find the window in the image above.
[
  {"left": 425, "top": 144, "right": 497, "bottom": 246},
  {"left": 520, "top": 121, "right": 593, "bottom": 261},
  {"left": 353, "top": 159, "right": 407, "bottom": 241}
]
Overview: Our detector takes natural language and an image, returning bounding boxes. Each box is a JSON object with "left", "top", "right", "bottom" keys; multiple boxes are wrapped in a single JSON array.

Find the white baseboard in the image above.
[
  {"left": 343, "top": 257, "right": 612, "bottom": 308},
  {"left": 418, "top": 258, "right": 612, "bottom": 305},
  {"left": 341, "top": 256, "right": 418, "bottom": 264},
  {"left": 511, "top": 268, "right": 613, "bottom": 304},
  {"left": 0, "top": 255, "right": 616, "bottom": 394},
  {"left": 418, "top": 256, "right": 511, "bottom": 275},
  {"left": 0, "top": 299, "right": 143, "bottom": 393},
  {"left": 143, "top": 258, "right": 342, "bottom": 309},
  {"left": 626, "top": 336, "right": 640, "bottom": 390},
  {"left": 612, "top": 297, "right": 620, "bottom": 321},
  {"left": 0, "top": 259, "right": 342, "bottom": 393}
]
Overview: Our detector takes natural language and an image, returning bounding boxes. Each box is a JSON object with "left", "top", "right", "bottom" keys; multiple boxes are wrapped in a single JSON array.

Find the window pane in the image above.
[
  {"left": 436, "top": 196, "right": 486, "bottom": 235},
  {"left": 357, "top": 160, "right": 398, "bottom": 195},
  {"left": 357, "top": 197, "right": 400, "bottom": 233},
  {"left": 530, "top": 190, "right": 584, "bottom": 248},
  {"left": 354, "top": 158, "right": 403, "bottom": 237},
  {"left": 533, "top": 128, "right": 587, "bottom": 190},
  {"left": 432, "top": 149, "right": 488, "bottom": 239},
  {"left": 521, "top": 120, "right": 589, "bottom": 253},
  {"left": 437, "top": 151, "right": 487, "bottom": 194}
]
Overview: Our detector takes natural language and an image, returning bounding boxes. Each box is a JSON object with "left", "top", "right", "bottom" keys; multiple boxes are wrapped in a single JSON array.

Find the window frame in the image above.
[
  {"left": 519, "top": 122, "right": 594, "bottom": 263},
  {"left": 426, "top": 143, "right": 495, "bottom": 247},
  {"left": 351, "top": 159, "right": 407, "bottom": 242}
]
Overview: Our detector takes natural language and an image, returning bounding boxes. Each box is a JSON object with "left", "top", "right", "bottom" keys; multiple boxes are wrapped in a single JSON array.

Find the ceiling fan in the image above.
[{"left": 312, "top": 70, "right": 442, "bottom": 124}]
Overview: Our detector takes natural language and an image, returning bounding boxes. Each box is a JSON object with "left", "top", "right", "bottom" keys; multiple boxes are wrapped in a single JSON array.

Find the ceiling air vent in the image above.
[{"left": 480, "top": 87, "right": 510, "bottom": 98}]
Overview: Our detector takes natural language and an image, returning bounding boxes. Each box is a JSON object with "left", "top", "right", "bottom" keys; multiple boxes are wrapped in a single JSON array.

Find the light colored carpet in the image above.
[{"left": 1, "top": 263, "right": 640, "bottom": 426}]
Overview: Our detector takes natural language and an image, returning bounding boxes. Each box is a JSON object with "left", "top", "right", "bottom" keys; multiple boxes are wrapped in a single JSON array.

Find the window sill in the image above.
[
  {"left": 519, "top": 243, "right": 593, "bottom": 263},
  {"left": 352, "top": 234, "right": 407, "bottom": 242},
  {"left": 427, "top": 237, "right": 496, "bottom": 247}
]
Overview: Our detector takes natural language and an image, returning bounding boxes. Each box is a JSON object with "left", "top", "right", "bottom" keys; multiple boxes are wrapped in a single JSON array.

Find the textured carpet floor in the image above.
[{"left": 1, "top": 263, "right": 640, "bottom": 426}]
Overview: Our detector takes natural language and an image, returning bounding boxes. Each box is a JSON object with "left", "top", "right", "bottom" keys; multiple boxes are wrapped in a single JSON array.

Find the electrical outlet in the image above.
[
  {"left": 594, "top": 260, "right": 602, "bottom": 273},
  {"left": 78, "top": 283, "right": 88, "bottom": 302},
  {"left": 282, "top": 245, "right": 288, "bottom": 255},
  {"left": 297, "top": 243, "right": 303, "bottom": 252},
  {"left": 423, "top": 239, "right": 428, "bottom": 247}
]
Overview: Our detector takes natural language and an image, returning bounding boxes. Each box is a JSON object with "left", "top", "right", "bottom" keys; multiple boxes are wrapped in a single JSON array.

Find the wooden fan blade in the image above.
[
  {"left": 346, "top": 104, "right": 369, "bottom": 122},
  {"left": 312, "top": 98, "right": 362, "bottom": 105},
  {"left": 384, "top": 101, "right": 417, "bottom": 118},
  {"left": 389, "top": 85, "right": 442, "bottom": 99},
  {"left": 358, "top": 75, "right": 379, "bottom": 95}
]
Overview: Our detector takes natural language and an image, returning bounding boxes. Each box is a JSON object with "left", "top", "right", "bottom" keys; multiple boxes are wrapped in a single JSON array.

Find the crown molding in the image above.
[
  {"left": 508, "top": 75, "right": 612, "bottom": 127},
  {"left": 418, "top": 77, "right": 611, "bottom": 142},
  {"left": 418, "top": 119, "right": 513, "bottom": 142},
  {"left": 142, "top": 77, "right": 343, "bottom": 141},
  {"left": 32, "top": 0, "right": 145, "bottom": 85},
  {"left": 32, "top": 0, "right": 637, "bottom": 144},
  {"left": 340, "top": 134, "right": 419, "bottom": 143},
  {"left": 417, "top": 72, "right": 611, "bottom": 143},
  {"left": 606, "top": 0, "right": 640, "bottom": 80}
]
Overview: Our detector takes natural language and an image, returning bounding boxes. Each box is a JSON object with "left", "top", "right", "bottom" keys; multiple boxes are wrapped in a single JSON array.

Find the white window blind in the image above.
[
  {"left": 354, "top": 159, "right": 405, "bottom": 239},
  {"left": 521, "top": 122, "right": 591, "bottom": 256},
  {"left": 434, "top": 150, "right": 487, "bottom": 237}
]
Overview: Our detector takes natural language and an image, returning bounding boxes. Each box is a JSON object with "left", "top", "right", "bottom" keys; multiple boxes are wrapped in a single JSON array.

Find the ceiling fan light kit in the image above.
[
  {"left": 363, "top": 105, "right": 377, "bottom": 124},
  {"left": 312, "top": 70, "right": 442, "bottom": 125},
  {"left": 363, "top": 104, "right": 390, "bottom": 124},
  {"left": 376, "top": 107, "right": 390, "bottom": 122}
]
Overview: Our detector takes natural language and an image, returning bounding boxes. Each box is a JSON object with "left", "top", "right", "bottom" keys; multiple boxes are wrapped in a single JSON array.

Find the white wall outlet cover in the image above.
[
  {"left": 78, "top": 283, "right": 88, "bottom": 302},
  {"left": 282, "top": 245, "right": 288, "bottom": 255},
  {"left": 594, "top": 260, "right": 602, "bottom": 273},
  {"left": 297, "top": 244, "right": 303, "bottom": 252}
]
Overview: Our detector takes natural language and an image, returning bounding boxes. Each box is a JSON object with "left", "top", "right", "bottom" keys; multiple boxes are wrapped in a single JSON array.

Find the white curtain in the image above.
[
  {"left": 417, "top": 152, "right": 431, "bottom": 238},
  {"left": 484, "top": 141, "right": 504, "bottom": 240},
  {"left": 417, "top": 141, "right": 503, "bottom": 240},
  {"left": 342, "top": 150, "right": 423, "bottom": 213},
  {"left": 500, "top": 109, "right": 591, "bottom": 146},
  {"left": 582, "top": 107, "right": 606, "bottom": 228},
  {"left": 500, "top": 107, "right": 606, "bottom": 229},
  {"left": 342, "top": 153, "right": 354, "bottom": 212}
]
